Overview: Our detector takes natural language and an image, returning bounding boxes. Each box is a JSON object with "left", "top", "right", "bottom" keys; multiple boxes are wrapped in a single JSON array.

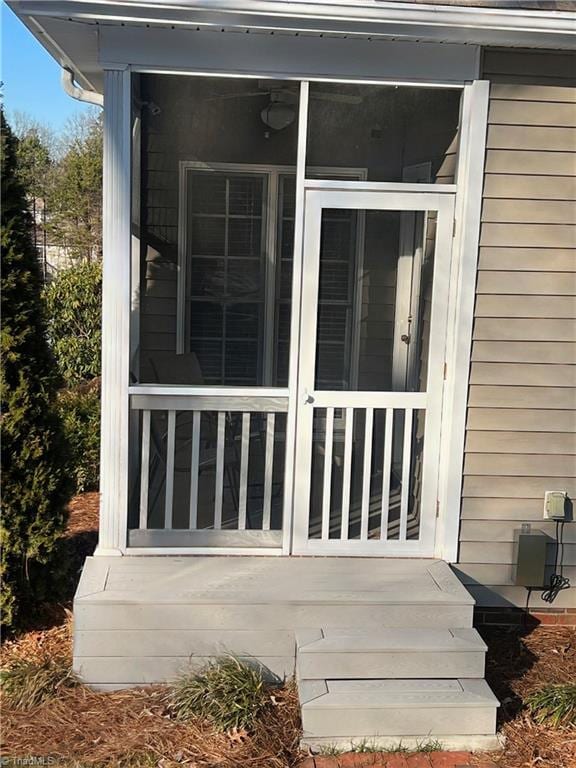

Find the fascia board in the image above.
[
  {"left": 7, "top": 0, "right": 576, "bottom": 43},
  {"left": 6, "top": 0, "right": 575, "bottom": 91}
]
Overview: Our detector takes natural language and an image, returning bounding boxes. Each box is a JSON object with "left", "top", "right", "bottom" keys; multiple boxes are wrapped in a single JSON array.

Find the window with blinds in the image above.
[
  {"left": 183, "top": 166, "right": 364, "bottom": 388},
  {"left": 186, "top": 171, "right": 267, "bottom": 385}
]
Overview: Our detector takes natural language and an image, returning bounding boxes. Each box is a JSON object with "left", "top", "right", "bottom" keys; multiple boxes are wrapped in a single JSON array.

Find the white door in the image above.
[{"left": 292, "top": 188, "right": 455, "bottom": 556}]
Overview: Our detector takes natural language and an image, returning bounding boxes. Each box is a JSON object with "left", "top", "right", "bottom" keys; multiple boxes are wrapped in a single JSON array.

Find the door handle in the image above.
[{"left": 303, "top": 390, "right": 315, "bottom": 405}]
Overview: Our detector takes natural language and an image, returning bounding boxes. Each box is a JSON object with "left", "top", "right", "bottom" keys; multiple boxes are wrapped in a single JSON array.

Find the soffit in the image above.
[{"left": 7, "top": 0, "right": 575, "bottom": 96}]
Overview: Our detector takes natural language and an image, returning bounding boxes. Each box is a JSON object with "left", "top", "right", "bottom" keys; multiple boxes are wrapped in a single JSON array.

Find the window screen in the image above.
[
  {"left": 186, "top": 171, "right": 266, "bottom": 385},
  {"left": 274, "top": 175, "right": 296, "bottom": 386},
  {"left": 184, "top": 167, "right": 365, "bottom": 388}
]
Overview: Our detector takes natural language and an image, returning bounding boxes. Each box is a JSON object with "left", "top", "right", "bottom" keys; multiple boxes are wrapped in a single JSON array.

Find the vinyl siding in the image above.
[{"left": 457, "top": 49, "right": 576, "bottom": 609}]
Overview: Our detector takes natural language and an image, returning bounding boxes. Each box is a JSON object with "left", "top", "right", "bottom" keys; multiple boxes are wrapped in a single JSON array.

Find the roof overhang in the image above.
[{"left": 7, "top": 0, "right": 576, "bottom": 95}]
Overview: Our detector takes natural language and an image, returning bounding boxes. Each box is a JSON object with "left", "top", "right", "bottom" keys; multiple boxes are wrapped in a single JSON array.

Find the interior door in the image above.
[{"left": 292, "top": 188, "right": 455, "bottom": 556}]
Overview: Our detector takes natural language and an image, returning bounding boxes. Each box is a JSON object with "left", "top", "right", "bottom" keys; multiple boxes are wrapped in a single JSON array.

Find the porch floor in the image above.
[{"left": 76, "top": 555, "right": 473, "bottom": 606}]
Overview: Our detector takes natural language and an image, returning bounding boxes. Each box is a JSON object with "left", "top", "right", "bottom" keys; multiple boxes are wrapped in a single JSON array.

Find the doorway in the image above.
[{"left": 291, "top": 186, "right": 455, "bottom": 556}]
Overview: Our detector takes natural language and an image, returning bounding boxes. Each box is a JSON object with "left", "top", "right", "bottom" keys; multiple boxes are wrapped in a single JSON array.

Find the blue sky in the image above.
[{"left": 2, "top": 3, "right": 91, "bottom": 130}]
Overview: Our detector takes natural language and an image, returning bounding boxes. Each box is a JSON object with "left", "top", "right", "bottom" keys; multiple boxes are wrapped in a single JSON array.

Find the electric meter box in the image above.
[{"left": 513, "top": 529, "right": 547, "bottom": 588}]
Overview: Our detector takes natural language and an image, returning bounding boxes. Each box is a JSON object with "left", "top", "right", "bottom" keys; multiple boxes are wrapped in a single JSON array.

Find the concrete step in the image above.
[
  {"left": 299, "top": 678, "right": 500, "bottom": 743},
  {"left": 296, "top": 627, "right": 487, "bottom": 680}
]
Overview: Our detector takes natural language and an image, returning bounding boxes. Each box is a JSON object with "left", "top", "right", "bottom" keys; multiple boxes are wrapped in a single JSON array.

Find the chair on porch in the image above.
[{"left": 139, "top": 352, "right": 278, "bottom": 531}]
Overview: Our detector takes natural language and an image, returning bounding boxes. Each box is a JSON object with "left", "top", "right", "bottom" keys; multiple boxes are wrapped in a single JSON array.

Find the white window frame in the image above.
[
  {"left": 391, "top": 162, "right": 432, "bottom": 393},
  {"left": 177, "top": 162, "right": 367, "bottom": 385}
]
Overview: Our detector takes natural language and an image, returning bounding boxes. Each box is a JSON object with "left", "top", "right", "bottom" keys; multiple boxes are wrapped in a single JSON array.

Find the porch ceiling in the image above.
[{"left": 6, "top": 0, "right": 576, "bottom": 98}]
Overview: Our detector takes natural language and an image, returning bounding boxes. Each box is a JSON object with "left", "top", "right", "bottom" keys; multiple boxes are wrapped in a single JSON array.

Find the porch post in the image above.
[
  {"left": 96, "top": 67, "right": 132, "bottom": 556},
  {"left": 436, "top": 79, "right": 490, "bottom": 562}
]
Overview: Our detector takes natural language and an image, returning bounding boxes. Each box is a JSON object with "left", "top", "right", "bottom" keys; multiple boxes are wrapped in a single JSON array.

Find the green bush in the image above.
[
  {"left": 43, "top": 263, "right": 102, "bottom": 494},
  {"left": 1, "top": 112, "right": 73, "bottom": 631},
  {"left": 527, "top": 683, "right": 576, "bottom": 727},
  {"left": 57, "top": 384, "right": 101, "bottom": 493},
  {"left": 44, "top": 261, "right": 102, "bottom": 386},
  {"left": 1, "top": 657, "right": 77, "bottom": 710},
  {"left": 168, "top": 657, "right": 271, "bottom": 732}
]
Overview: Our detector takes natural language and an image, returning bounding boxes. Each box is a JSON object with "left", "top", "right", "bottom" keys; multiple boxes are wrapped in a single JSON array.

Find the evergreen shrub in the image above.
[
  {"left": 44, "top": 261, "right": 102, "bottom": 385},
  {"left": 1, "top": 112, "right": 73, "bottom": 630},
  {"left": 57, "top": 383, "right": 101, "bottom": 493}
]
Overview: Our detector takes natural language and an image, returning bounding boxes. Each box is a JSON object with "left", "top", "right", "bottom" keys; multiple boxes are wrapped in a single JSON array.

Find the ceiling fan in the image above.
[{"left": 206, "top": 82, "right": 362, "bottom": 130}]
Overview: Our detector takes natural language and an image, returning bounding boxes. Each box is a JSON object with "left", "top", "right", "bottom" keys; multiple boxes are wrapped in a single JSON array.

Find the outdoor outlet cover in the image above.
[{"left": 543, "top": 490, "right": 568, "bottom": 520}]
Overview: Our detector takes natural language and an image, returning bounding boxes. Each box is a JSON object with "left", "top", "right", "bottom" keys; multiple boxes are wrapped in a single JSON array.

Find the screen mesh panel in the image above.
[{"left": 186, "top": 171, "right": 266, "bottom": 385}]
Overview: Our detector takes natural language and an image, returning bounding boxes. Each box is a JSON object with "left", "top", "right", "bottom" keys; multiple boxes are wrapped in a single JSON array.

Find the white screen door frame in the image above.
[{"left": 291, "top": 186, "right": 456, "bottom": 557}]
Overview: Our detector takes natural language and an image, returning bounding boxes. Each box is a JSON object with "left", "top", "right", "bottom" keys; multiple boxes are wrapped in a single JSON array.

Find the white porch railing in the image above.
[
  {"left": 299, "top": 391, "right": 427, "bottom": 550},
  {"left": 129, "top": 386, "right": 288, "bottom": 548}
]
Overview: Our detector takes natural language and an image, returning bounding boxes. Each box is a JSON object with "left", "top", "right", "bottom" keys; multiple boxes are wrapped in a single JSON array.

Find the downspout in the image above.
[{"left": 61, "top": 66, "right": 103, "bottom": 107}]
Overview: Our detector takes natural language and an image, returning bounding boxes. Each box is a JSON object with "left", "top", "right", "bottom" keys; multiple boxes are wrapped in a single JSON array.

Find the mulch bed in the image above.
[
  {"left": 1, "top": 493, "right": 575, "bottom": 767},
  {"left": 471, "top": 625, "right": 576, "bottom": 768},
  {"left": 2, "top": 677, "right": 302, "bottom": 767},
  {"left": 65, "top": 491, "right": 100, "bottom": 539}
]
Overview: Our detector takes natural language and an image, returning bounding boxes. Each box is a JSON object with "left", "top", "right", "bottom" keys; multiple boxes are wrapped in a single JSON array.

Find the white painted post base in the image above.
[{"left": 94, "top": 546, "right": 124, "bottom": 557}]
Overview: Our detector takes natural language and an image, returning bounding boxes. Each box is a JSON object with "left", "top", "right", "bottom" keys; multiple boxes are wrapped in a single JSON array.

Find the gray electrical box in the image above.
[{"left": 513, "top": 528, "right": 548, "bottom": 587}]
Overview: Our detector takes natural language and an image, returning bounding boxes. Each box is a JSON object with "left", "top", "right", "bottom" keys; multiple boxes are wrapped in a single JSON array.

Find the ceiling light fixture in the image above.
[{"left": 260, "top": 101, "right": 295, "bottom": 131}]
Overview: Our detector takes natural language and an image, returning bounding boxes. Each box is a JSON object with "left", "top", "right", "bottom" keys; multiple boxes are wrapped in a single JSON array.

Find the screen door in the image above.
[{"left": 292, "top": 188, "right": 455, "bottom": 556}]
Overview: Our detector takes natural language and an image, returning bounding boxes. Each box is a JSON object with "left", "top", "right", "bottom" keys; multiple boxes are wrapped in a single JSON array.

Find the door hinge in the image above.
[
  {"left": 443, "top": 362, "right": 447, "bottom": 380},
  {"left": 452, "top": 219, "right": 457, "bottom": 237},
  {"left": 436, "top": 500, "right": 440, "bottom": 518}
]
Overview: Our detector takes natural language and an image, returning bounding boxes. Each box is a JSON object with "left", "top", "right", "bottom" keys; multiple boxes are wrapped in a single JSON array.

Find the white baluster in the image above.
[
  {"left": 189, "top": 411, "right": 201, "bottom": 530},
  {"left": 380, "top": 408, "right": 394, "bottom": 540},
  {"left": 321, "top": 408, "right": 335, "bottom": 541},
  {"left": 399, "top": 408, "right": 414, "bottom": 542},
  {"left": 238, "top": 412, "right": 250, "bottom": 530},
  {"left": 262, "top": 413, "right": 275, "bottom": 531},
  {"left": 139, "top": 409, "right": 151, "bottom": 529},
  {"left": 214, "top": 411, "right": 225, "bottom": 530},
  {"left": 360, "top": 407, "right": 374, "bottom": 541},
  {"left": 341, "top": 407, "right": 354, "bottom": 540},
  {"left": 164, "top": 410, "right": 176, "bottom": 529}
]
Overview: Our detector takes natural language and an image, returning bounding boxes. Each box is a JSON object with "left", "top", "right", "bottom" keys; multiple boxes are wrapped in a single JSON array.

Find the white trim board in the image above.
[
  {"left": 435, "top": 81, "right": 490, "bottom": 563},
  {"left": 99, "top": 27, "right": 480, "bottom": 84},
  {"left": 10, "top": 2, "right": 575, "bottom": 53}
]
